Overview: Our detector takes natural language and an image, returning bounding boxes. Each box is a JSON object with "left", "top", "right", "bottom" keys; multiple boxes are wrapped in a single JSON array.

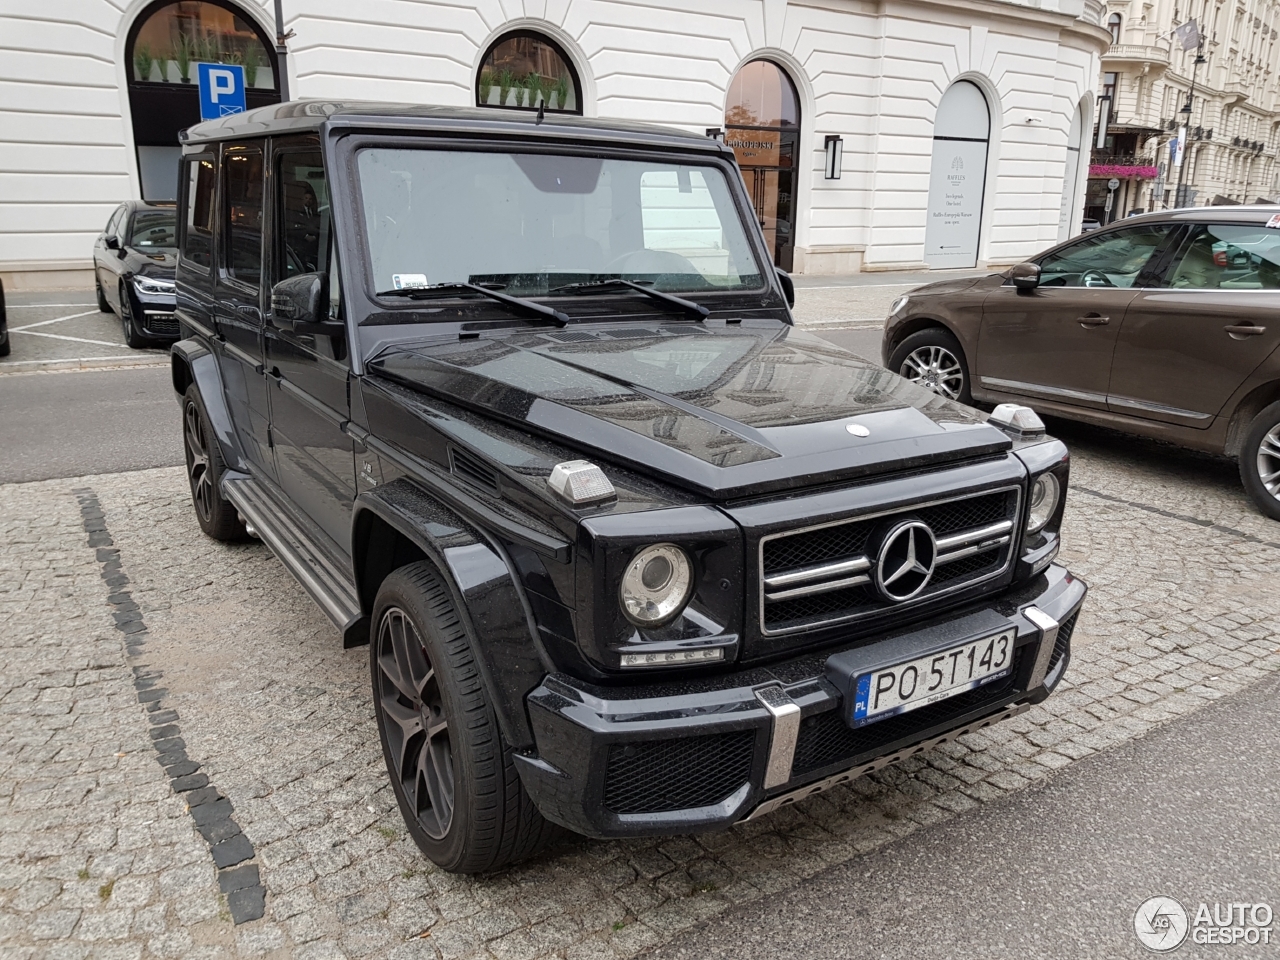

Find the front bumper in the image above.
[{"left": 516, "top": 564, "right": 1085, "bottom": 839}]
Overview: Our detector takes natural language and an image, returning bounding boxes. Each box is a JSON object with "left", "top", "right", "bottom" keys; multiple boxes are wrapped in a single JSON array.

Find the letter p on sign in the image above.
[{"left": 197, "top": 62, "right": 247, "bottom": 121}]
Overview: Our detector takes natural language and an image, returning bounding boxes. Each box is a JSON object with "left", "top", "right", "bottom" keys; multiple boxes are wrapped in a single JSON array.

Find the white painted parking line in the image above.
[
  {"left": 11, "top": 329, "right": 125, "bottom": 347},
  {"left": 11, "top": 309, "right": 102, "bottom": 331},
  {"left": 6, "top": 303, "right": 97, "bottom": 310}
]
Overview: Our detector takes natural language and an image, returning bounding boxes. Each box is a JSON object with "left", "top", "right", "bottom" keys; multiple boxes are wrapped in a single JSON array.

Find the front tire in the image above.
[
  {"left": 119, "top": 283, "right": 149, "bottom": 349},
  {"left": 1240, "top": 400, "right": 1280, "bottom": 521},
  {"left": 182, "top": 385, "right": 247, "bottom": 541},
  {"left": 371, "top": 562, "right": 558, "bottom": 873},
  {"left": 888, "top": 327, "right": 973, "bottom": 405}
]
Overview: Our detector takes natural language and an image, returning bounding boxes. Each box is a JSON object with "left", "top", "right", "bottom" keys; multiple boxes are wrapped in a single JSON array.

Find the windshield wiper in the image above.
[
  {"left": 376, "top": 282, "right": 568, "bottom": 327},
  {"left": 549, "top": 278, "right": 709, "bottom": 321}
]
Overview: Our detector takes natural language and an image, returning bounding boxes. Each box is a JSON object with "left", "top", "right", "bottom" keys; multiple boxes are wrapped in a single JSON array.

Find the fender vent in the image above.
[{"left": 449, "top": 447, "right": 500, "bottom": 496}]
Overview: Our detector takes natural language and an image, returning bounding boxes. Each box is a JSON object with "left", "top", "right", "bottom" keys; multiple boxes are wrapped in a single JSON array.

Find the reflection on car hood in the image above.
[
  {"left": 907, "top": 274, "right": 999, "bottom": 298},
  {"left": 124, "top": 249, "right": 177, "bottom": 279},
  {"left": 369, "top": 321, "right": 1012, "bottom": 498}
]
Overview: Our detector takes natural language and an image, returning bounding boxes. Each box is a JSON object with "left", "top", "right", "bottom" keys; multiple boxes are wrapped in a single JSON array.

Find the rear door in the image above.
[
  {"left": 263, "top": 139, "right": 356, "bottom": 552},
  {"left": 975, "top": 224, "right": 1177, "bottom": 411},
  {"left": 1107, "top": 221, "right": 1280, "bottom": 426},
  {"left": 215, "top": 141, "right": 276, "bottom": 477}
]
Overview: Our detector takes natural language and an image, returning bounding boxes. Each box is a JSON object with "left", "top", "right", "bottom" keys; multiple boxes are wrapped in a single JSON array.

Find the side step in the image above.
[{"left": 221, "top": 473, "right": 368, "bottom": 647}]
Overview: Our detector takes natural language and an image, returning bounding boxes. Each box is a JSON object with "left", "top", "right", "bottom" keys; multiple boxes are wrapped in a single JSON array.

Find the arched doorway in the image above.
[
  {"left": 125, "top": 0, "right": 280, "bottom": 200},
  {"left": 475, "top": 31, "right": 582, "bottom": 114},
  {"left": 725, "top": 60, "right": 800, "bottom": 270},
  {"left": 923, "top": 80, "right": 990, "bottom": 268},
  {"left": 1058, "top": 100, "right": 1087, "bottom": 239}
]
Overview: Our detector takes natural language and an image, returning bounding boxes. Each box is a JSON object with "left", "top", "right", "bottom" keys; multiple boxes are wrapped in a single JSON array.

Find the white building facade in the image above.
[{"left": 0, "top": 0, "right": 1109, "bottom": 288}]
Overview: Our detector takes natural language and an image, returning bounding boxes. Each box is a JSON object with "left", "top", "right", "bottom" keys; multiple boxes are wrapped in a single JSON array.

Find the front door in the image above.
[
  {"left": 1108, "top": 221, "right": 1280, "bottom": 426},
  {"left": 264, "top": 140, "right": 355, "bottom": 553},
  {"left": 975, "top": 223, "right": 1178, "bottom": 411},
  {"left": 215, "top": 141, "right": 275, "bottom": 478}
]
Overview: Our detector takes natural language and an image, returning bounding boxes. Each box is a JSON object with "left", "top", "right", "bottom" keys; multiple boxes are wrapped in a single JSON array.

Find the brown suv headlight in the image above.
[{"left": 619, "top": 543, "right": 693, "bottom": 627}]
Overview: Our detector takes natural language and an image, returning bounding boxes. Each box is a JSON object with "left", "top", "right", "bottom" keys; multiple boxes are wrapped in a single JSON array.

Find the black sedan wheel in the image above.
[
  {"left": 371, "top": 562, "right": 558, "bottom": 873},
  {"left": 182, "top": 385, "right": 246, "bottom": 540},
  {"left": 888, "top": 327, "right": 973, "bottom": 405},
  {"left": 1241, "top": 400, "right": 1280, "bottom": 521},
  {"left": 119, "top": 283, "right": 149, "bottom": 349}
]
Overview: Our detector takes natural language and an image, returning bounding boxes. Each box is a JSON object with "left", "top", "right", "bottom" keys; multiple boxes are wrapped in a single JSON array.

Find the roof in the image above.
[
  {"left": 1117, "top": 204, "right": 1280, "bottom": 225},
  {"left": 181, "top": 100, "right": 729, "bottom": 156}
]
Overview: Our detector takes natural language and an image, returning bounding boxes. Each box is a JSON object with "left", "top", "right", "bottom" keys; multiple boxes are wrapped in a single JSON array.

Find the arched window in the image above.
[
  {"left": 724, "top": 60, "right": 801, "bottom": 269},
  {"left": 125, "top": 1, "right": 280, "bottom": 200},
  {"left": 476, "top": 32, "right": 581, "bottom": 114},
  {"left": 1108, "top": 13, "right": 1122, "bottom": 44},
  {"left": 924, "top": 81, "right": 991, "bottom": 268}
]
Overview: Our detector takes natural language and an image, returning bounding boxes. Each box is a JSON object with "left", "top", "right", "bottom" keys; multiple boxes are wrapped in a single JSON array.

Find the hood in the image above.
[
  {"left": 368, "top": 321, "right": 1012, "bottom": 499},
  {"left": 124, "top": 249, "right": 177, "bottom": 277},
  {"left": 909, "top": 273, "right": 1000, "bottom": 297}
]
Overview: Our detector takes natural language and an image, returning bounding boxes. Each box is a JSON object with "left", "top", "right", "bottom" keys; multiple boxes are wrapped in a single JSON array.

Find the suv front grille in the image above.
[
  {"left": 603, "top": 731, "right": 754, "bottom": 815},
  {"left": 760, "top": 488, "right": 1020, "bottom": 635}
]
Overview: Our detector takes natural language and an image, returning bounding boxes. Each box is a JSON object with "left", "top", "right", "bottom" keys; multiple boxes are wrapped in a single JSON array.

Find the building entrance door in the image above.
[
  {"left": 725, "top": 61, "right": 801, "bottom": 271},
  {"left": 924, "top": 81, "right": 990, "bottom": 269}
]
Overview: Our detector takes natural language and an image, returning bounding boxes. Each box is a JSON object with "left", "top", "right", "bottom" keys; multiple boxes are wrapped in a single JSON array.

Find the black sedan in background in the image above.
[{"left": 93, "top": 201, "right": 179, "bottom": 348}]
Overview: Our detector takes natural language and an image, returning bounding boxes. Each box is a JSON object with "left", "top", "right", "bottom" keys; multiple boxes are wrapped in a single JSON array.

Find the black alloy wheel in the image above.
[
  {"left": 370, "top": 562, "right": 559, "bottom": 873},
  {"left": 119, "top": 282, "right": 149, "bottom": 349},
  {"left": 1241, "top": 400, "right": 1280, "bottom": 521},
  {"left": 374, "top": 604, "right": 455, "bottom": 840},
  {"left": 95, "top": 278, "right": 110, "bottom": 313},
  {"left": 181, "top": 385, "right": 246, "bottom": 541}
]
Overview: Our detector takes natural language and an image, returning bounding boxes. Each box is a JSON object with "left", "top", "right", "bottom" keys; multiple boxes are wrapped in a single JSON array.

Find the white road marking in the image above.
[
  {"left": 11, "top": 310, "right": 102, "bottom": 332},
  {"left": 11, "top": 329, "right": 127, "bottom": 348},
  {"left": 7, "top": 303, "right": 97, "bottom": 310}
]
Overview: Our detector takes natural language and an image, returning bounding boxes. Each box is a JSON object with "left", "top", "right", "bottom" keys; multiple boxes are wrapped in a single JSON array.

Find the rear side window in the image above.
[
  {"left": 181, "top": 156, "right": 217, "bottom": 268},
  {"left": 223, "top": 145, "right": 264, "bottom": 287},
  {"left": 1165, "top": 224, "right": 1280, "bottom": 289}
]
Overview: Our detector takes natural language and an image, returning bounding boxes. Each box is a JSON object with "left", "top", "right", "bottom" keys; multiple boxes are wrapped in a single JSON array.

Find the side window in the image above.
[
  {"left": 1036, "top": 225, "right": 1172, "bottom": 288},
  {"left": 223, "top": 145, "right": 265, "bottom": 287},
  {"left": 1165, "top": 224, "right": 1280, "bottom": 290},
  {"left": 104, "top": 205, "right": 124, "bottom": 236},
  {"left": 181, "top": 156, "right": 217, "bottom": 269},
  {"left": 276, "top": 151, "right": 329, "bottom": 280}
]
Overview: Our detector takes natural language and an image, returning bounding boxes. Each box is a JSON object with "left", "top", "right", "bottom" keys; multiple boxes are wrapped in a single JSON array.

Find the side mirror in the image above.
[
  {"left": 775, "top": 267, "right": 795, "bottom": 308},
  {"left": 105, "top": 236, "right": 120, "bottom": 250},
  {"left": 1010, "top": 262, "right": 1041, "bottom": 291},
  {"left": 270, "top": 272, "right": 343, "bottom": 337}
]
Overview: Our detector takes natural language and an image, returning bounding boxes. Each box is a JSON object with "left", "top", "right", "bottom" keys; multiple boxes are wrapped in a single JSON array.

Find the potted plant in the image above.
[
  {"left": 243, "top": 45, "right": 260, "bottom": 88},
  {"left": 554, "top": 74, "right": 570, "bottom": 111},
  {"left": 133, "top": 44, "right": 154, "bottom": 82},
  {"left": 478, "top": 69, "right": 493, "bottom": 105},
  {"left": 175, "top": 34, "right": 192, "bottom": 82},
  {"left": 497, "top": 69, "right": 514, "bottom": 108}
]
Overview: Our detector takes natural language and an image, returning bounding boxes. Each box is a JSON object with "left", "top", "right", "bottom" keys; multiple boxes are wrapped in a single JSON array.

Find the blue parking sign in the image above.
[{"left": 197, "top": 62, "right": 246, "bottom": 121}]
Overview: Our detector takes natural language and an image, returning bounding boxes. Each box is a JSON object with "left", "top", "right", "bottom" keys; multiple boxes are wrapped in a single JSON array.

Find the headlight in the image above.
[
  {"left": 1026, "top": 473, "right": 1061, "bottom": 534},
  {"left": 133, "top": 276, "right": 175, "bottom": 295},
  {"left": 889, "top": 295, "right": 910, "bottom": 315},
  {"left": 619, "top": 543, "right": 693, "bottom": 627}
]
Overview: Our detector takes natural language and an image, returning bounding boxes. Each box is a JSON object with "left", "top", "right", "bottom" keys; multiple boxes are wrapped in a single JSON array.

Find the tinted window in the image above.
[
  {"left": 105, "top": 205, "right": 125, "bottom": 235},
  {"left": 278, "top": 151, "right": 328, "bottom": 278},
  {"left": 182, "top": 156, "right": 216, "bottom": 268},
  {"left": 1165, "top": 224, "right": 1280, "bottom": 289},
  {"left": 1036, "top": 225, "right": 1172, "bottom": 288},
  {"left": 224, "top": 146, "right": 264, "bottom": 286},
  {"left": 129, "top": 210, "right": 177, "bottom": 248}
]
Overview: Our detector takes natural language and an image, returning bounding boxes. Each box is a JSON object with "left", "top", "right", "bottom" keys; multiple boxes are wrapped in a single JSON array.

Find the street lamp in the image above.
[{"left": 1173, "top": 46, "right": 1207, "bottom": 207}]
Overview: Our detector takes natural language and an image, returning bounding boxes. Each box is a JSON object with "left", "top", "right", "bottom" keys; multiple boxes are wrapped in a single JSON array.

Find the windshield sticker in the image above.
[
  {"left": 392, "top": 273, "right": 429, "bottom": 289},
  {"left": 1267, "top": 214, "right": 1280, "bottom": 229}
]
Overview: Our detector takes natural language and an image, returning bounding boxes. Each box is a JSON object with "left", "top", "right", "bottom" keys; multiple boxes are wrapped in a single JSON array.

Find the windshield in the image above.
[
  {"left": 356, "top": 148, "right": 764, "bottom": 300},
  {"left": 129, "top": 210, "right": 177, "bottom": 249}
]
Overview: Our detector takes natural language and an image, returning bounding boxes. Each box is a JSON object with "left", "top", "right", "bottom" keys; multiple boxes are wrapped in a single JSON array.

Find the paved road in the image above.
[
  {"left": 0, "top": 365, "right": 182, "bottom": 483},
  {"left": 646, "top": 671, "right": 1280, "bottom": 960}
]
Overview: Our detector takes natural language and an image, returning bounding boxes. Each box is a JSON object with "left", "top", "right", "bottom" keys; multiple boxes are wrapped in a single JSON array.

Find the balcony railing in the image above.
[
  {"left": 1103, "top": 43, "right": 1171, "bottom": 65},
  {"left": 1091, "top": 154, "right": 1157, "bottom": 166}
]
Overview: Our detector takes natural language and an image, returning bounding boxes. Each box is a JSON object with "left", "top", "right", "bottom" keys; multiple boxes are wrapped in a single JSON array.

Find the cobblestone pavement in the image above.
[{"left": 3, "top": 432, "right": 1279, "bottom": 958}]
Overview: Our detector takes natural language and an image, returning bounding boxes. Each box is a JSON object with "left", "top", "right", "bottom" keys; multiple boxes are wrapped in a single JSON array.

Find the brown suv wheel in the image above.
[{"left": 1241, "top": 401, "right": 1280, "bottom": 521}]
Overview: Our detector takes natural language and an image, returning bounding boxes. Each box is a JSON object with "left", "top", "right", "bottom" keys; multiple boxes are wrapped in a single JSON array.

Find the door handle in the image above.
[
  {"left": 1077, "top": 314, "right": 1110, "bottom": 327},
  {"left": 237, "top": 305, "right": 261, "bottom": 323},
  {"left": 1224, "top": 324, "right": 1266, "bottom": 339}
]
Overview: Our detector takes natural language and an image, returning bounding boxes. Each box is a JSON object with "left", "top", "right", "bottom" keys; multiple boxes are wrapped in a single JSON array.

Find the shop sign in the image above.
[{"left": 726, "top": 128, "right": 781, "bottom": 167}]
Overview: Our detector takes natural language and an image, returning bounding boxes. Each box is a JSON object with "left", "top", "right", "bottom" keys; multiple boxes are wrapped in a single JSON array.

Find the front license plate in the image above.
[{"left": 851, "top": 628, "right": 1016, "bottom": 727}]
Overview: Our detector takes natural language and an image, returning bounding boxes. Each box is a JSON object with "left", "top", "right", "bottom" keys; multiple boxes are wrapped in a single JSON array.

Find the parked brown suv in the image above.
[{"left": 882, "top": 206, "right": 1280, "bottom": 520}]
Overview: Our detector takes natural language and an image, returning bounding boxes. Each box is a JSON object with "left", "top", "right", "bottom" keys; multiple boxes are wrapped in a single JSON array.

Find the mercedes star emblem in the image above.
[{"left": 875, "top": 520, "right": 938, "bottom": 602}]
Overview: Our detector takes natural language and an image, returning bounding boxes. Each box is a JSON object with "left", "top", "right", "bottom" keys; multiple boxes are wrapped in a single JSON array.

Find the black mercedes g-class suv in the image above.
[{"left": 171, "top": 101, "right": 1086, "bottom": 874}]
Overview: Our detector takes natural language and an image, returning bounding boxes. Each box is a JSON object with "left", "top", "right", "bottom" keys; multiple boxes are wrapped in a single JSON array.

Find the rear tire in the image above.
[
  {"left": 371, "top": 562, "right": 559, "bottom": 873},
  {"left": 182, "top": 385, "right": 247, "bottom": 541},
  {"left": 1240, "top": 400, "right": 1280, "bottom": 521},
  {"left": 120, "top": 283, "right": 150, "bottom": 349},
  {"left": 95, "top": 279, "right": 111, "bottom": 313},
  {"left": 888, "top": 327, "right": 973, "bottom": 405}
]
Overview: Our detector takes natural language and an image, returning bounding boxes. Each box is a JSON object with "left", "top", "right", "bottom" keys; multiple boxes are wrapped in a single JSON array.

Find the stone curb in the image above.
[{"left": 0, "top": 354, "right": 169, "bottom": 376}]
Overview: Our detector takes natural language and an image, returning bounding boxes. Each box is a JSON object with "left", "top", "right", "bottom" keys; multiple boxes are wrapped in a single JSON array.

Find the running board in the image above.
[
  {"left": 221, "top": 473, "right": 368, "bottom": 647},
  {"left": 744, "top": 701, "right": 1031, "bottom": 821}
]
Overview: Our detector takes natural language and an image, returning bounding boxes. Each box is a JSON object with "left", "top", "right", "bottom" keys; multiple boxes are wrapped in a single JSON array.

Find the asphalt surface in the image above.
[
  {"left": 0, "top": 365, "right": 182, "bottom": 483},
  {"left": 645, "top": 672, "right": 1280, "bottom": 960}
]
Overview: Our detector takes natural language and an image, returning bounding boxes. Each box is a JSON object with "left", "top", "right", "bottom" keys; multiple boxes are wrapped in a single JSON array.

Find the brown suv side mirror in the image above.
[
  {"left": 270, "top": 272, "right": 344, "bottom": 337},
  {"left": 1010, "top": 262, "right": 1041, "bottom": 291}
]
